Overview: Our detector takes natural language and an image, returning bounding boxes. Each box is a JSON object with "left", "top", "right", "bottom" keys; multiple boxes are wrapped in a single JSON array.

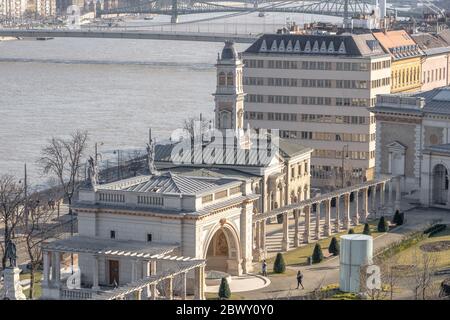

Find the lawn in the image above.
[
  {"left": 20, "top": 271, "right": 42, "bottom": 299},
  {"left": 389, "top": 226, "right": 450, "bottom": 270},
  {"left": 267, "top": 220, "right": 383, "bottom": 266}
]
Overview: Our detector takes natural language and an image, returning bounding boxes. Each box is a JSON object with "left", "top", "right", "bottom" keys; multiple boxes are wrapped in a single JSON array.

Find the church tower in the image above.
[{"left": 214, "top": 41, "right": 245, "bottom": 132}]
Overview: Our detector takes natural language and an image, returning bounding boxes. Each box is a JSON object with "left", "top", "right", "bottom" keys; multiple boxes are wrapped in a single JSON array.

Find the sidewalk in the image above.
[{"left": 240, "top": 205, "right": 449, "bottom": 299}]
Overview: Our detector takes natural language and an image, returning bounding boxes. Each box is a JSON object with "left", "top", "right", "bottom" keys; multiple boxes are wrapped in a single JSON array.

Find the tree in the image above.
[
  {"left": 393, "top": 210, "right": 404, "bottom": 226},
  {"left": 377, "top": 216, "right": 389, "bottom": 232},
  {"left": 328, "top": 237, "right": 340, "bottom": 256},
  {"left": 0, "top": 175, "right": 25, "bottom": 270},
  {"left": 183, "top": 116, "right": 211, "bottom": 141},
  {"left": 410, "top": 250, "right": 438, "bottom": 300},
  {"left": 348, "top": 228, "right": 355, "bottom": 234},
  {"left": 312, "top": 243, "right": 324, "bottom": 263},
  {"left": 273, "top": 253, "right": 286, "bottom": 273},
  {"left": 218, "top": 277, "right": 231, "bottom": 300},
  {"left": 363, "top": 223, "right": 371, "bottom": 235},
  {"left": 38, "top": 130, "right": 89, "bottom": 271},
  {"left": 23, "top": 194, "right": 63, "bottom": 299}
]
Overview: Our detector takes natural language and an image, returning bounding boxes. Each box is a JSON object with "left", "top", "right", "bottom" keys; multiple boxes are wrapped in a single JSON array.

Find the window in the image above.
[
  {"left": 227, "top": 72, "right": 234, "bottom": 86},
  {"left": 202, "top": 194, "right": 213, "bottom": 204},
  {"left": 229, "top": 186, "right": 241, "bottom": 195},
  {"left": 218, "top": 72, "right": 226, "bottom": 85},
  {"left": 110, "top": 230, "right": 116, "bottom": 239},
  {"left": 147, "top": 234, "right": 152, "bottom": 242},
  {"left": 215, "top": 190, "right": 228, "bottom": 200}
]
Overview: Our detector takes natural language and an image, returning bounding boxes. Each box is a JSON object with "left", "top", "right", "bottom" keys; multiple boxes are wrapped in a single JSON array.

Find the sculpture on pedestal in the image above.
[
  {"left": 5, "top": 239, "right": 17, "bottom": 268},
  {"left": 147, "top": 139, "right": 159, "bottom": 176},
  {"left": 87, "top": 156, "right": 99, "bottom": 189}
]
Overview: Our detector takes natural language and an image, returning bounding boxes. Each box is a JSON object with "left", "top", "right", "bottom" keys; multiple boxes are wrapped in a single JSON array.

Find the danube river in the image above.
[{"left": 0, "top": 11, "right": 341, "bottom": 186}]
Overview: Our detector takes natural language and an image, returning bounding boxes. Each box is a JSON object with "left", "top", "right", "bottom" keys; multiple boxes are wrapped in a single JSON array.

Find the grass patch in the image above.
[
  {"left": 205, "top": 292, "right": 246, "bottom": 300},
  {"left": 20, "top": 271, "right": 42, "bottom": 299},
  {"left": 268, "top": 220, "right": 381, "bottom": 266},
  {"left": 389, "top": 226, "right": 450, "bottom": 270}
]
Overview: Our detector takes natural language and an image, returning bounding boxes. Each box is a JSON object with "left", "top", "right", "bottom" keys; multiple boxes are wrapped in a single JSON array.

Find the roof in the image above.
[
  {"left": 423, "top": 143, "right": 450, "bottom": 155},
  {"left": 374, "top": 86, "right": 450, "bottom": 116},
  {"left": 373, "top": 30, "right": 423, "bottom": 60},
  {"left": 42, "top": 235, "right": 177, "bottom": 256},
  {"left": 411, "top": 33, "right": 449, "bottom": 51},
  {"left": 221, "top": 41, "right": 239, "bottom": 60},
  {"left": 279, "top": 138, "right": 312, "bottom": 158},
  {"left": 244, "top": 33, "right": 386, "bottom": 57},
  {"left": 437, "top": 29, "right": 450, "bottom": 46},
  {"left": 121, "top": 172, "right": 238, "bottom": 194},
  {"left": 154, "top": 136, "right": 310, "bottom": 168}
]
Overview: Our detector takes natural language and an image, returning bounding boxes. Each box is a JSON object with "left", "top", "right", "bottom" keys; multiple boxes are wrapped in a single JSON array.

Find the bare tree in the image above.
[
  {"left": 126, "top": 149, "right": 145, "bottom": 177},
  {"left": 38, "top": 130, "right": 88, "bottom": 273},
  {"left": 410, "top": 250, "right": 438, "bottom": 300},
  {"left": 23, "top": 195, "right": 61, "bottom": 299},
  {"left": 0, "top": 175, "right": 25, "bottom": 270},
  {"left": 381, "top": 256, "right": 402, "bottom": 300},
  {"left": 360, "top": 263, "right": 389, "bottom": 300},
  {"left": 183, "top": 117, "right": 211, "bottom": 141},
  {"left": 38, "top": 130, "right": 88, "bottom": 224}
]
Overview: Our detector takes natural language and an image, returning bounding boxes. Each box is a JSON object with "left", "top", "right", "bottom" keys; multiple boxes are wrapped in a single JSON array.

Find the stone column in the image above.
[
  {"left": 303, "top": 206, "right": 310, "bottom": 243},
  {"left": 334, "top": 196, "right": 340, "bottom": 232},
  {"left": 131, "top": 260, "right": 137, "bottom": 282},
  {"left": 260, "top": 219, "right": 266, "bottom": 257},
  {"left": 293, "top": 210, "right": 300, "bottom": 247},
  {"left": 151, "top": 283, "right": 157, "bottom": 300},
  {"left": 42, "top": 250, "right": 50, "bottom": 287},
  {"left": 53, "top": 251, "right": 61, "bottom": 288},
  {"left": 92, "top": 255, "right": 100, "bottom": 290},
  {"left": 353, "top": 190, "right": 359, "bottom": 225},
  {"left": 281, "top": 211, "right": 289, "bottom": 251},
  {"left": 181, "top": 272, "right": 187, "bottom": 300},
  {"left": 371, "top": 185, "right": 377, "bottom": 216},
  {"left": 166, "top": 277, "right": 173, "bottom": 300},
  {"left": 315, "top": 202, "right": 321, "bottom": 240},
  {"left": 144, "top": 261, "right": 151, "bottom": 298},
  {"left": 324, "top": 199, "right": 331, "bottom": 236},
  {"left": 194, "top": 266, "right": 205, "bottom": 300},
  {"left": 343, "top": 193, "right": 350, "bottom": 230},
  {"left": 362, "top": 188, "right": 369, "bottom": 222},
  {"left": 395, "top": 177, "right": 401, "bottom": 212},
  {"left": 380, "top": 182, "right": 386, "bottom": 210},
  {"left": 254, "top": 221, "right": 260, "bottom": 251},
  {"left": 150, "top": 260, "right": 157, "bottom": 275},
  {"left": 388, "top": 180, "right": 394, "bottom": 213},
  {"left": 136, "top": 289, "right": 143, "bottom": 300}
]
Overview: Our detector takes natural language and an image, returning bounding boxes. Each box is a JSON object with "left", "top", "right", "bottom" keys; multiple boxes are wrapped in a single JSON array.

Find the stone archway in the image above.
[
  {"left": 204, "top": 224, "right": 242, "bottom": 276},
  {"left": 432, "top": 164, "right": 449, "bottom": 205}
]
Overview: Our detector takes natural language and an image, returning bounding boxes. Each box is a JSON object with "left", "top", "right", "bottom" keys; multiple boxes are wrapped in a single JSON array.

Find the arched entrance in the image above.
[
  {"left": 205, "top": 224, "right": 242, "bottom": 276},
  {"left": 432, "top": 164, "right": 449, "bottom": 205}
]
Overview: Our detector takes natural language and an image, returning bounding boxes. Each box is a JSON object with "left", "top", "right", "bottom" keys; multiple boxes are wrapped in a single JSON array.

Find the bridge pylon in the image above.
[{"left": 171, "top": 0, "right": 179, "bottom": 23}]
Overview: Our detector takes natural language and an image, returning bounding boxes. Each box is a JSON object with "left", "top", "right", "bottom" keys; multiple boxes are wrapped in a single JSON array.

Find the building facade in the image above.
[
  {"left": 373, "top": 30, "right": 424, "bottom": 94},
  {"left": 36, "top": 0, "right": 56, "bottom": 17},
  {"left": 0, "top": 0, "right": 27, "bottom": 18},
  {"left": 241, "top": 33, "right": 391, "bottom": 188},
  {"left": 372, "top": 86, "right": 450, "bottom": 206},
  {"left": 411, "top": 33, "right": 450, "bottom": 92}
]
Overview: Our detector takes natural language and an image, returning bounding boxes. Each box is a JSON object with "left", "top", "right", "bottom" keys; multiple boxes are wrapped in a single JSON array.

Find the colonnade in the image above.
[{"left": 253, "top": 176, "right": 401, "bottom": 258}]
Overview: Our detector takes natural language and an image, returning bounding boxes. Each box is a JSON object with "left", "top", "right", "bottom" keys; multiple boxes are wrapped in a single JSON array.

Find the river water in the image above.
[{"left": 0, "top": 11, "right": 341, "bottom": 186}]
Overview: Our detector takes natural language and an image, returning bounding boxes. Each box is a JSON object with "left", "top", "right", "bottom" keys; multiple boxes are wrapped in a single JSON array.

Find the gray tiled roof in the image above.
[
  {"left": 374, "top": 86, "right": 450, "bottom": 116},
  {"left": 424, "top": 143, "right": 450, "bottom": 155},
  {"left": 244, "top": 33, "right": 386, "bottom": 57},
  {"left": 411, "top": 33, "right": 449, "bottom": 50},
  {"left": 123, "top": 172, "right": 236, "bottom": 194}
]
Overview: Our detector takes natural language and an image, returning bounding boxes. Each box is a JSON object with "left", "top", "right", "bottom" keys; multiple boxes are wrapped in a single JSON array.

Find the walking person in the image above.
[
  {"left": 262, "top": 259, "right": 268, "bottom": 277},
  {"left": 296, "top": 270, "right": 304, "bottom": 289}
]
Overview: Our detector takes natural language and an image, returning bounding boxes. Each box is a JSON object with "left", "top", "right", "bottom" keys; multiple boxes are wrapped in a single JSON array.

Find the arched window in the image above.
[
  {"left": 219, "top": 111, "right": 232, "bottom": 129},
  {"left": 218, "top": 72, "right": 226, "bottom": 86},
  {"left": 227, "top": 72, "right": 234, "bottom": 86}
]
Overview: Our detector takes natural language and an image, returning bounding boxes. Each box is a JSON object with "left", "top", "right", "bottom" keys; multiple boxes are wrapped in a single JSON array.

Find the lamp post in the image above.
[
  {"left": 113, "top": 149, "right": 121, "bottom": 180},
  {"left": 341, "top": 144, "right": 349, "bottom": 188}
]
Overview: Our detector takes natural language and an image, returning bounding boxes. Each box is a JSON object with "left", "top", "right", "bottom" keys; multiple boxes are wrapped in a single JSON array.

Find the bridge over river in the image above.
[{"left": 0, "top": 29, "right": 258, "bottom": 43}]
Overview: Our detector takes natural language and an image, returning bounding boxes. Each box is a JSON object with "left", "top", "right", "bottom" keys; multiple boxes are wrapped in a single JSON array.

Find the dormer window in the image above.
[{"left": 271, "top": 40, "right": 278, "bottom": 51}]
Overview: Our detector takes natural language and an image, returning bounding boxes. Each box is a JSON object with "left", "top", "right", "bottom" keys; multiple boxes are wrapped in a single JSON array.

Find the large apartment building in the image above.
[
  {"left": 0, "top": 0, "right": 27, "bottom": 18},
  {"left": 242, "top": 33, "right": 391, "bottom": 188}
]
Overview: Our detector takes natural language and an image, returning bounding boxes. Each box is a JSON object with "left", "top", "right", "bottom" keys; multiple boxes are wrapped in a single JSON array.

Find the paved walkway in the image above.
[{"left": 240, "top": 204, "right": 450, "bottom": 300}]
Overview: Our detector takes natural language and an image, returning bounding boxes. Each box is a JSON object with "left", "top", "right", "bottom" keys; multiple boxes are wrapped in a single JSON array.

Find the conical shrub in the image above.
[
  {"left": 218, "top": 277, "right": 231, "bottom": 300},
  {"left": 377, "top": 216, "right": 389, "bottom": 232},
  {"left": 363, "top": 223, "right": 371, "bottom": 235},
  {"left": 273, "top": 253, "right": 286, "bottom": 273},
  {"left": 312, "top": 243, "right": 324, "bottom": 263},
  {"left": 328, "top": 237, "right": 340, "bottom": 256}
]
